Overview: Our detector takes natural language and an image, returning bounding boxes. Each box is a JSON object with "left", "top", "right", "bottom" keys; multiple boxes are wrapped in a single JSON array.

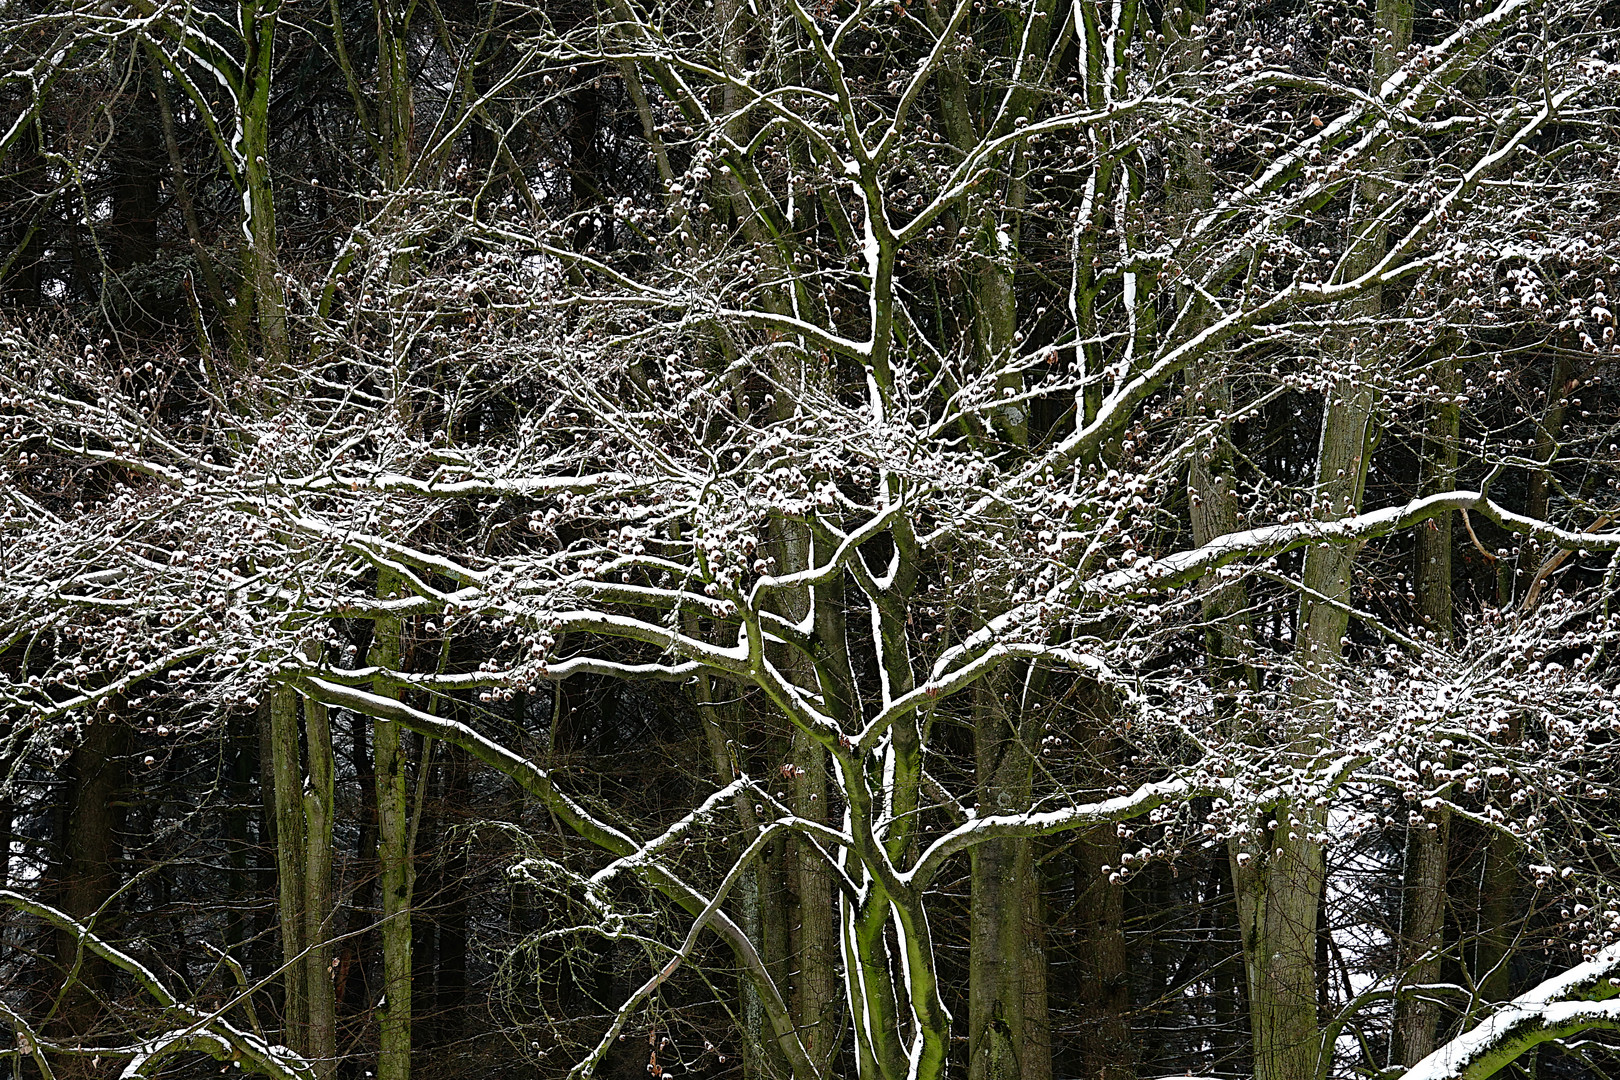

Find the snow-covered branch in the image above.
[
  {"left": 1092, "top": 490, "right": 1620, "bottom": 598},
  {"left": 906, "top": 776, "right": 1214, "bottom": 887}
]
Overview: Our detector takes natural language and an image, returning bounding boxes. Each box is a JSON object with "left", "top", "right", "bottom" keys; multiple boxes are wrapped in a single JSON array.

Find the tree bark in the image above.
[
  {"left": 759, "top": 478, "right": 852, "bottom": 1078},
  {"left": 1413, "top": 359, "right": 1459, "bottom": 644},
  {"left": 372, "top": 571, "right": 414, "bottom": 1080},
  {"left": 304, "top": 692, "right": 338, "bottom": 1080},
  {"left": 375, "top": 0, "right": 416, "bottom": 414},
  {"left": 1395, "top": 352, "right": 1458, "bottom": 1067},
  {"left": 1235, "top": 247, "right": 1373, "bottom": 1080},
  {"left": 970, "top": 674, "right": 1048, "bottom": 1080},
  {"left": 697, "top": 690, "right": 785, "bottom": 1080},
  {"left": 436, "top": 746, "right": 471, "bottom": 1042},
  {"left": 1, "top": 116, "right": 42, "bottom": 306},
  {"left": 340, "top": 707, "right": 380, "bottom": 1020},
  {"left": 1210, "top": 855, "right": 1250, "bottom": 1078},
  {"left": 1072, "top": 823, "right": 1133, "bottom": 1080},
  {"left": 1231, "top": 820, "right": 1326, "bottom": 1080},
  {"left": 267, "top": 682, "right": 338, "bottom": 1077},
  {"left": 1395, "top": 813, "right": 1451, "bottom": 1066},
  {"left": 268, "top": 687, "right": 309, "bottom": 1051},
  {"left": 792, "top": 729, "right": 840, "bottom": 1072},
  {"left": 1022, "top": 869, "right": 1051, "bottom": 1080},
  {"left": 238, "top": 0, "right": 289, "bottom": 374},
  {"left": 226, "top": 717, "right": 255, "bottom": 956},
  {"left": 50, "top": 717, "right": 128, "bottom": 1057},
  {"left": 1473, "top": 833, "right": 1519, "bottom": 1006},
  {"left": 1235, "top": 0, "right": 1410, "bottom": 1069}
]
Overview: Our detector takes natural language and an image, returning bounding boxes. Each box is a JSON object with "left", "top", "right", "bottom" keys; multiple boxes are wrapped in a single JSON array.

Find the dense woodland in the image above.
[{"left": 3, "top": 0, "right": 1620, "bottom": 1078}]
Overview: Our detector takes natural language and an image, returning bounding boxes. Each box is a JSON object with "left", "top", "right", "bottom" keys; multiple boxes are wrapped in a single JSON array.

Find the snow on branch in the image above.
[
  {"left": 1399, "top": 943, "right": 1620, "bottom": 1080},
  {"left": 292, "top": 676, "right": 640, "bottom": 857},
  {"left": 1149, "top": 944, "right": 1620, "bottom": 1080},
  {"left": 905, "top": 776, "right": 1216, "bottom": 887},
  {"left": 318, "top": 657, "right": 705, "bottom": 689},
  {"left": 1090, "top": 490, "right": 1620, "bottom": 597},
  {"left": 275, "top": 470, "right": 635, "bottom": 500}
]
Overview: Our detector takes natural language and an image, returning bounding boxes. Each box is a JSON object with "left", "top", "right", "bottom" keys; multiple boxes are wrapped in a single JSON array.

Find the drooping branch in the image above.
[
  {"left": 905, "top": 775, "right": 1213, "bottom": 887},
  {"left": 1090, "top": 490, "right": 1620, "bottom": 598},
  {"left": 0, "top": 891, "right": 316, "bottom": 1080},
  {"left": 288, "top": 677, "right": 820, "bottom": 1080}
]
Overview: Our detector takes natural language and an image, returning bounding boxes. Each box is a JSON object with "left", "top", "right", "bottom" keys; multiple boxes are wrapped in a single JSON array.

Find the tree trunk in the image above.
[
  {"left": 268, "top": 687, "right": 309, "bottom": 1051},
  {"left": 1, "top": 118, "right": 42, "bottom": 306},
  {"left": 1210, "top": 855, "right": 1250, "bottom": 1078},
  {"left": 0, "top": 742, "right": 12, "bottom": 894},
  {"left": 1473, "top": 833, "right": 1519, "bottom": 1005},
  {"left": 1022, "top": 870, "right": 1051, "bottom": 1080},
  {"left": 238, "top": 0, "right": 288, "bottom": 374},
  {"left": 1395, "top": 353, "right": 1457, "bottom": 1067},
  {"left": 50, "top": 717, "right": 128, "bottom": 1056},
  {"left": 762, "top": 499, "right": 853, "bottom": 1079},
  {"left": 1471, "top": 722, "right": 1520, "bottom": 1009},
  {"left": 375, "top": 702, "right": 413, "bottom": 1080},
  {"left": 371, "top": 581, "right": 414, "bottom": 1080},
  {"left": 340, "top": 707, "right": 380, "bottom": 1020},
  {"left": 970, "top": 832, "right": 1033, "bottom": 1080},
  {"left": 1231, "top": 822, "right": 1326, "bottom": 1080},
  {"left": 375, "top": 0, "right": 416, "bottom": 415},
  {"left": 1235, "top": 0, "right": 1410, "bottom": 1067},
  {"left": 1524, "top": 359, "right": 1572, "bottom": 528},
  {"left": 970, "top": 675, "right": 1047, "bottom": 1080},
  {"left": 376, "top": 0, "right": 415, "bottom": 193},
  {"left": 1413, "top": 358, "right": 1459, "bottom": 644},
  {"left": 226, "top": 717, "right": 254, "bottom": 955},
  {"left": 436, "top": 746, "right": 471, "bottom": 1042},
  {"left": 1072, "top": 824, "right": 1133, "bottom": 1080},
  {"left": 268, "top": 683, "right": 338, "bottom": 1076},
  {"left": 304, "top": 692, "right": 338, "bottom": 1080},
  {"left": 1237, "top": 303, "right": 1371, "bottom": 1080},
  {"left": 1519, "top": 355, "right": 1575, "bottom": 604},
  {"left": 1394, "top": 814, "right": 1451, "bottom": 1066},
  {"left": 792, "top": 729, "right": 840, "bottom": 1072}
]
